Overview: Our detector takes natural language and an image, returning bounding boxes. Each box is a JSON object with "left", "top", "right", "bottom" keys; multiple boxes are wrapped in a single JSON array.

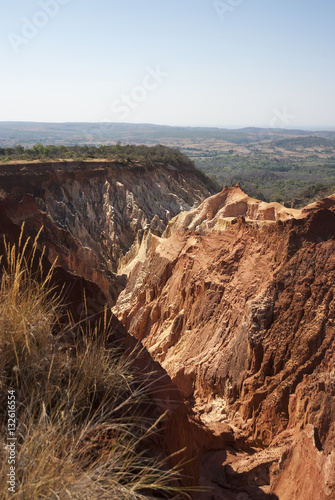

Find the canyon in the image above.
[
  {"left": 0, "top": 159, "right": 334, "bottom": 499},
  {"left": 115, "top": 185, "right": 335, "bottom": 499},
  {"left": 0, "top": 159, "right": 214, "bottom": 303}
]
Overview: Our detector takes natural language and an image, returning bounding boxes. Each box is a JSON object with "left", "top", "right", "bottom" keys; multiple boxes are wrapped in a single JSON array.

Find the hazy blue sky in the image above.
[{"left": 1, "top": 0, "right": 334, "bottom": 128}]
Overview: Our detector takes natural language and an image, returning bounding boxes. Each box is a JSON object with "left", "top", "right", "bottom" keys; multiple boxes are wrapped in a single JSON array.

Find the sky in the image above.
[{"left": 0, "top": 0, "right": 334, "bottom": 129}]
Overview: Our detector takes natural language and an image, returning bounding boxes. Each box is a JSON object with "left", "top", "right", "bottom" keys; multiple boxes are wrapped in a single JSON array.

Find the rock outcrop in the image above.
[
  {"left": 163, "top": 184, "right": 300, "bottom": 237},
  {"left": 114, "top": 186, "right": 335, "bottom": 498},
  {"left": 0, "top": 160, "right": 214, "bottom": 302}
]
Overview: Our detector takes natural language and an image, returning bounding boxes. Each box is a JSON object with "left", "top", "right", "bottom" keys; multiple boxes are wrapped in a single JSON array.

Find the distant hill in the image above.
[
  {"left": 274, "top": 136, "right": 335, "bottom": 150},
  {"left": 1, "top": 121, "right": 335, "bottom": 147},
  {"left": 1, "top": 122, "right": 335, "bottom": 207}
]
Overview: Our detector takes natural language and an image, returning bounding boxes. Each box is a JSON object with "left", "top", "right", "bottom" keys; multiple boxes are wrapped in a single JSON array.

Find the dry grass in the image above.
[{"left": 0, "top": 228, "right": 191, "bottom": 499}]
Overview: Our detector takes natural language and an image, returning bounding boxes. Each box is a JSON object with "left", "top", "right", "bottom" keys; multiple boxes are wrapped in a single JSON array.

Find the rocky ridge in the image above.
[
  {"left": 0, "top": 160, "right": 214, "bottom": 302},
  {"left": 163, "top": 183, "right": 300, "bottom": 237},
  {"left": 114, "top": 185, "right": 335, "bottom": 499}
]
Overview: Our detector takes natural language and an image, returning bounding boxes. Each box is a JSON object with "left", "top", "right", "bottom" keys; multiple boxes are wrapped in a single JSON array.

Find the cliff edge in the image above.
[{"left": 114, "top": 186, "right": 335, "bottom": 499}]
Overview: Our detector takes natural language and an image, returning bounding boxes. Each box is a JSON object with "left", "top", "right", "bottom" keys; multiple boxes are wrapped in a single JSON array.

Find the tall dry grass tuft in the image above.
[
  {"left": 0, "top": 226, "right": 59, "bottom": 388},
  {"left": 0, "top": 228, "right": 192, "bottom": 499}
]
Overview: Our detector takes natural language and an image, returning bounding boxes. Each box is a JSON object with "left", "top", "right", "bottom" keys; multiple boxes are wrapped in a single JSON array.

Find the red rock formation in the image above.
[
  {"left": 114, "top": 186, "right": 335, "bottom": 497},
  {"left": 270, "top": 425, "right": 335, "bottom": 500},
  {"left": 163, "top": 184, "right": 300, "bottom": 238},
  {"left": 0, "top": 160, "right": 213, "bottom": 267},
  {"left": 0, "top": 194, "right": 113, "bottom": 300},
  {"left": 2, "top": 159, "right": 334, "bottom": 496},
  {"left": 0, "top": 160, "right": 214, "bottom": 302}
]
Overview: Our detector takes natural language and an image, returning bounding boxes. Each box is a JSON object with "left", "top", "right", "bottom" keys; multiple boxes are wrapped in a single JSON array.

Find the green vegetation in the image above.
[
  {"left": 0, "top": 229, "right": 191, "bottom": 499},
  {"left": 273, "top": 136, "right": 335, "bottom": 150},
  {"left": 1, "top": 122, "right": 335, "bottom": 206},
  {"left": 0, "top": 143, "right": 219, "bottom": 194},
  {"left": 193, "top": 151, "right": 335, "bottom": 207},
  {"left": 0, "top": 143, "right": 195, "bottom": 170}
]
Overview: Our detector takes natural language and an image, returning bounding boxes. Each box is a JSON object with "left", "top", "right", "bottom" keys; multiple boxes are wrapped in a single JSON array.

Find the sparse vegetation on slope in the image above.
[
  {"left": 273, "top": 135, "right": 335, "bottom": 150},
  {"left": 0, "top": 144, "right": 195, "bottom": 169},
  {"left": 194, "top": 151, "right": 335, "bottom": 206},
  {"left": 0, "top": 143, "right": 219, "bottom": 195},
  {"left": 0, "top": 228, "right": 191, "bottom": 499}
]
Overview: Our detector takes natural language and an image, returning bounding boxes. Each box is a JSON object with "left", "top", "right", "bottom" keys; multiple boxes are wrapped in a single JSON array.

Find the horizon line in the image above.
[{"left": 1, "top": 120, "right": 335, "bottom": 133}]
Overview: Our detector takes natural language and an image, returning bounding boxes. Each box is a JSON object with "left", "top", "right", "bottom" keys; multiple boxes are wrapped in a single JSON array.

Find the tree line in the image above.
[{"left": 0, "top": 143, "right": 195, "bottom": 169}]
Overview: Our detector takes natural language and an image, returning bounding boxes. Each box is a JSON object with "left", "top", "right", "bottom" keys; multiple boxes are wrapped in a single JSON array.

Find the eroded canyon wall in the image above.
[
  {"left": 0, "top": 160, "right": 214, "bottom": 302},
  {"left": 114, "top": 186, "right": 335, "bottom": 499},
  {"left": 2, "top": 158, "right": 335, "bottom": 498}
]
